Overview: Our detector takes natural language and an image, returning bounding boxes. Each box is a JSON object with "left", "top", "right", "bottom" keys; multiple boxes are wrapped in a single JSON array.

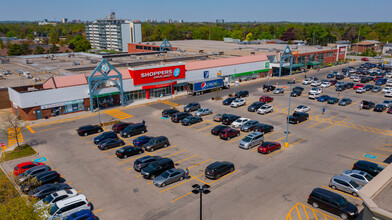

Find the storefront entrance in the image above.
[{"left": 150, "top": 87, "right": 171, "bottom": 98}]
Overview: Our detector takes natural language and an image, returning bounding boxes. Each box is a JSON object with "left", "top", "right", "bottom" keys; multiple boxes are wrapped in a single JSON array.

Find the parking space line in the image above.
[
  {"left": 208, "top": 170, "right": 238, "bottom": 186},
  {"left": 93, "top": 209, "right": 102, "bottom": 214},
  {"left": 302, "top": 204, "right": 310, "bottom": 220},
  {"left": 26, "top": 126, "right": 35, "bottom": 134},
  {"left": 308, "top": 121, "right": 323, "bottom": 129},
  {"left": 196, "top": 122, "right": 220, "bottom": 131},
  {"left": 265, "top": 130, "right": 279, "bottom": 137},
  {"left": 346, "top": 100, "right": 360, "bottom": 108},
  {"left": 100, "top": 146, "right": 124, "bottom": 153},
  {"left": 171, "top": 192, "right": 192, "bottom": 203},
  {"left": 321, "top": 185, "right": 361, "bottom": 201},
  {"left": 192, "top": 176, "right": 210, "bottom": 185},
  {"left": 163, "top": 149, "right": 187, "bottom": 158},
  {"left": 286, "top": 202, "right": 299, "bottom": 220},
  {"left": 368, "top": 152, "right": 388, "bottom": 157},
  {"left": 376, "top": 147, "right": 392, "bottom": 152},
  {"left": 227, "top": 133, "right": 248, "bottom": 143},
  {"left": 272, "top": 114, "right": 286, "bottom": 120},
  {"left": 108, "top": 155, "right": 117, "bottom": 159},
  {"left": 311, "top": 209, "right": 318, "bottom": 220},
  {"left": 360, "top": 158, "right": 388, "bottom": 166},
  {"left": 36, "top": 126, "right": 61, "bottom": 133},
  {"left": 85, "top": 140, "right": 93, "bottom": 144},
  {"left": 320, "top": 124, "right": 336, "bottom": 132},
  {"left": 175, "top": 154, "right": 199, "bottom": 164},
  {"left": 120, "top": 145, "right": 177, "bottom": 165},
  {"left": 160, "top": 173, "right": 204, "bottom": 193},
  {"left": 188, "top": 120, "right": 212, "bottom": 128},
  {"left": 77, "top": 190, "right": 82, "bottom": 193},
  {"left": 188, "top": 159, "right": 211, "bottom": 170},
  {"left": 295, "top": 206, "right": 302, "bottom": 220}
]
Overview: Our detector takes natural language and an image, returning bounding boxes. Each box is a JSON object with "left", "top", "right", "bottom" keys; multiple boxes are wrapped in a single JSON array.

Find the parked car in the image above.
[
  {"left": 28, "top": 183, "right": 71, "bottom": 199},
  {"left": 230, "top": 98, "right": 246, "bottom": 108},
  {"left": 353, "top": 84, "right": 364, "bottom": 90},
  {"left": 273, "top": 88, "right": 284, "bottom": 94},
  {"left": 307, "top": 188, "right": 358, "bottom": 219},
  {"left": 373, "top": 104, "right": 387, "bottom": 112},
  {"left": 336, "top": 75, "right": 344, "bottom": 80},
  {"left": 329, "top": 80, "right": 338, "bottom": 85},
  {"left": 345, "top": 82, "right": 354, "bottom": 89},
  {"left": 356, "top": 87, "right": 366, "bottom": 94},
  {"left": 317, "top": 95, "right": 330, "bottom": 102},
  {"left": 302, "top": 78, "right": 312, "bottom": 85},
  {"left": 240, "top": 120, "right": 259, "bottom": 132},
  {"left": 153, "top": 168, "right": 186, "bottom": 187},
  {"left": 386, "top": 91, "right": 392, "bottom": 97},
  {"left": 76, "top": 125, "right": 102, "bottom": 136},
  {"left": 21, "top": 171, "right": 61, "bottom": 193},
  {"left": 161, "top": 109, "right": 180, "bottom": 117},
  {"left": 222, "top": 97, "right": 236, "bottom": 105},
  {"left": 288, "top": 112, "right": 309, "bottom": 124},
  {"left": 213, "top": 113, "right": 224, "bottom": 122},
  {"left": 361, "top": 57, "right": 369, "bottom": 61},
  {"left": 143, "top": 136, "right": 170, "bottom": 152},
  {"left": 340, "top": 169, "right": 373, "bottom": 186},
  {"left": 336, "top": 85, "right": 345, "bottom": 91},
  {"left": 181, "top": 116, "right": 203, "bottom": 126},
  {"left": 382, "top": 87, "right": 392, "bottom": 93},
  {"left": 238, "top": 132, "right": 264, "bottom": 149},
  {"left": 293, "top": 86, "right": 304, "bottom": 92},
  {"left": 248, "top": 101, "right": 265, "bottom": 112},
  {"left": 194, "top": 108, "right": 213, "bottom": 117},
  {"left": 116, "top": 146, "right": 144, "bottom": 158},
  {"left": 93, "top": 131, "right": 118, "bottom": 145},
  {"left": 133, "top": 136, "right": 153, "bottom": 147},
  {"left": 211, "top": 125, "right": 230, "bottom": 135},
  {"left": 205, "top": 161, "right": 235, "bottom": 180},
  {"left": 381, "top": 100, "right": 392, "bottom": 108},
  {"left": 16, "top": 165, "right": 51, "bottom": 185},
  {"left": 339, "top": 98, "right": 352, "bottom": 106},
  {"left": 311, "top": 80, "right": 322, "bottom": 87},
  {"left": 231, "top": 117, "right": 250, "bottom": 128},
  {"left": 235, "top": 91, "right": 249, "bottom": 98},
  {"left": 329, "top": 175, "right": 362, "bottom": 197},
  {"left": 34, "top": 189, "right": 78, "bottom": 211},
  {"left": 320, "top": 82, "right": 331, "bottom": 88},
  {"left": 259, "top": 96, "right": 273, "bottom": 103},
  {"left": 112, "top": 122, "right": 133, "bottom": 133},
  {"left": 219, "top": 127, "right": 240, "bottom": 140},
  {"left": 97, "top": 137, "right": 124, "bottom": 151},
  {"left": 263, "top": 85, "right": 276, "bottom": 92},
  {"left": 291, "top": 90, "right": 302, "bottom": 97},
  {"left": 222, "top": 114, "right": 241, "bottom": 125},
  {"left": 253, "top": 124, "right": 274, "bottom": 133},
  {"left": 13, "top": 161, "right": 45, "bottom": 176},
  {"left": 171, "top": 112, "right": 192, "bottom": 123},
  {"left": 183, "top": 103, "right": 201, "bottom": 112},
  {"left": 353, "top": 160, "right": 384, "bottom": 177},
  {"left": 294, "top": 105, "right": 310, "bottom": 113},
  {"left": 141, "top": 158, "right": 175, "bottom": 179},
  {"left": 120, "top": 123, "right": 147, "bottom": 138},
  {"left": 327, "top": 73, "right": 335, "bottom": 79},
  {"left": 63, "top": 209, "right": 96, "bottom": 220},
  {"left": 364, "top": 85, "right": 374, "bottom": 91},
  {"left": 258, "top": 141, "right": 281, "bottom": 154},
  {"left": 388, "top": 106, "right": 392, "bottom": 114},
  {"left": 133, "top": 156, "right": 163, "bottom": 172},
  {"left": 45, "top": 195, "right": 91, "bottom": 220},
  {"left": 327, "top": 97, "right": 339, "bottom": 104},
  {"left": 361, "top": 101, "right": 375, "bottom": 109},
  {"left": 372, "top": 86, "right": 381, "bottom": 92},
  {"left": 309, "top": 87, "right": 323, "bottom": 94},
  {"left": 257, "top": 104, "right": 273, "bottom": 115}
]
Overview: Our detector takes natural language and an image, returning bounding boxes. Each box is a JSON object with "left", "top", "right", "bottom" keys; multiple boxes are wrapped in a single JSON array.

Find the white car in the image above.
[
  {"left": 302, "top": 78, "right": 312, "bottom": 85},
  {"left": 194, "top": 108, "right": 213, "bottom": 117},
  {"left": 385, "top": 91, "right": 392, "bottom": 97},
  {"left": 295, "top": 105, "right": 311, "bottom": 112},
  {"left": 273, "top": 88, "right": 284, "bottom": 94},
  {"left": 230, "top": 98, "right": 246, "bottom": 108},
  {"left": 386, "top": 73, "right": 392, "bottom": 78},
  {"left": 311, "top": 80, "right": 322, "bottom": 87},
  {"left": 34, "top": 189, "right": 78, "bottom": 211},
  {"left": 309, "top": 87, "right": 323, "bottom": 94},
  {"left": 382, "top": 87, "right": 392, "bottom": 93},
  {"left": 320, "top": 82, "right": 331, "bottom": 88},
  {"left": 257, "top": 104, "right": 273, "bottom": 115},
  {"left": 356, "top": 87, "right": 366, "bottom": 94},
  {"left": 231, "top": 118, "right": 250, "bottom": 128},
  {"left": 308, "top": 92, "right": 321, "bottom": 99},
  {"left": 386, "top": 80, "right": 392, "bottom": 87},
  {"left": 353, "top": 76, "right": 360, "bottom": 82}
]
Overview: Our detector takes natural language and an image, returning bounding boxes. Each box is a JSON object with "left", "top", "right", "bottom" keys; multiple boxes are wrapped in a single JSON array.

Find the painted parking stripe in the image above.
[
  {"left": 227, "top": 133, "right": 248, "bottom": 143},
  {"left": 376, "top": 147, "right": 392, "bottom": 153},
  {"left": 265, "top": 137, "right": 305, "bottom": 158},
  {"left": 93, "top": 209, "right": 102, "bottom": 214},
  {"left": 360, "top": 158, "right": 389, "bottom": 166},
  {"left": 188, "top": 119, "right": 212, "bottom": 128},
  {"left": 175, "top": 154, "right": 199, "bottom": 164},
  {"left": 307, "top": 121, "right": 323, "bottom": 129},
  {"left": 196, "top": 122, "right": 220, "bottom": 131},
  {"left": 160, "top": 173, "right": 204, "bottom": 193},
  {"left": 320, "top": 124, "right": 336, "bottom": 132},
  {"left": 120, "top": 145, "right": 177, "bottom": 165}
]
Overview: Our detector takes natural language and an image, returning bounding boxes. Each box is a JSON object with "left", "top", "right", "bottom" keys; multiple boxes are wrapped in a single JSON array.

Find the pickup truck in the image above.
[{"left": 288, "top": 112, "right": 309, "bottom": 124}]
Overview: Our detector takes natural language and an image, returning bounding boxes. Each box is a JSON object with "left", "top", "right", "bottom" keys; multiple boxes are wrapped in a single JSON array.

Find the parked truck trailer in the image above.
[{"left": 187, "top": 78, "right": 230, "bottom": 95}]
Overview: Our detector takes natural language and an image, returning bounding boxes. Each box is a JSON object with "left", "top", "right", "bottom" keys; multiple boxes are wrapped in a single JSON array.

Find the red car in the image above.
[
  {"left": 353, "top": 84, "right": 365, "bottom": 90},
  {"left": 361, "top": 57, "right": 369, "bottom": 61},
  {"left": 258, "top": 142, "right": 281, "bottom": 154},
  {"left": 329, "top": 80, "right": 338, "bottom": 85},
  {"left": 13, "top": 161, "right": 45, "bottom": 176},
  {"left": 388, "top": 107, "right": 392, "bottom": 114},
  {"left": 219, "top": 128, "right": 240, "bottom": 140},
  {"left": 259, "top": 96, "right": 274, "bottom": 103},
  {"left": 112, "top": 122, "right": 133, "bottom": 133}
]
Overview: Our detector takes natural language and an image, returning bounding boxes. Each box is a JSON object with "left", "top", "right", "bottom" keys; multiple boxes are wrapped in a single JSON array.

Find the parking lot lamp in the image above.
[
  {"left": 285, "top": 79, "right": 295, "bottom": 147},
  {"left": 192, "top": 184, "right": 211, "bottom": 220}
]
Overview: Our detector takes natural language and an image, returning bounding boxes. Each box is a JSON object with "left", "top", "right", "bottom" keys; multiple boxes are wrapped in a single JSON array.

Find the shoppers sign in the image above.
[{"left": 129, "top": 65, "right": 185, "bottom": 85}]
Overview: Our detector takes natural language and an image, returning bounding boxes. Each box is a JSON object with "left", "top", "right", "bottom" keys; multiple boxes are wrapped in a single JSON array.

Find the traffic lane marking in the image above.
[
  {"left": 26, "top": 126, "right": 35, "bottom": 134},
  {"left": 227, "top": 132, "right": 248, "bottom": 143},
  {"left": 160, "top": 173, "right": 204, "bottom": 193},
  {"left": 321, "top": 185, "right": 361, "bottom": 201},
  {"left": 120, "top": 145, "right": 177, "bottom": 165},
  {"left": 265, "top": 138, "right": 306, "bottom": 158},
  {"left": 188, "top": 119, "right": 212, "bottom": 128},
  {"left": 308, "top": 121, "right": 323, "bottom": 129},
  {"left": 175, "top": 154, "right": 199, "bottom": 164},
  {"left": 196, "top": 122, "right": 220, "bottom": 131},
  {"left": 320, "top": 124, "right": 336, "bottom": 132}
]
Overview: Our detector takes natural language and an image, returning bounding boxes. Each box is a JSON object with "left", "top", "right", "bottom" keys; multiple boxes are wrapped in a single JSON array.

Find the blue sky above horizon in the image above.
[{"left": 1, "top": 0, "right": 392, "bottom": 22}]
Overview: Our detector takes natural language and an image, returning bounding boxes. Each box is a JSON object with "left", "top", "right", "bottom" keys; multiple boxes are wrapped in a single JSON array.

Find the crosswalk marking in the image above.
[
  {"left": 104, "top": 109, "right": 133, "bottom": 120},
  {"left": 161, "top": 99, "right": 181, "bottom": 107},
  {"left": 8, "top": 128, "right": 24, "bottom": 147}
]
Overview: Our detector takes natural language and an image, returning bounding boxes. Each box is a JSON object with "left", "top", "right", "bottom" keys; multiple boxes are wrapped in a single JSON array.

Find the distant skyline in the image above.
[{"left": 1, "top": 0, "right": 392, "bottom": 23}]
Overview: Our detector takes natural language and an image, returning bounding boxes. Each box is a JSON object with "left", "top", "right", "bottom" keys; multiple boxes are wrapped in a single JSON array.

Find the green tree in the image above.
[
  {"left": 245, "top": 32, "right": 254, "bottom": 41},
  {"left": 49, "top": 44, "right": 59, "bottom": 53},
  {"left": 20, "top": 43, "right": 32, "bottom": 55},
  {"left": 34, "top": 46, "right": 45, "bottom": 54},
  {"left": 49, "top": 29, "right": 59, "bottom": 45},
  {"left": 7, "top": 44, "right": 21, "bottom": 56},
  {"left": 6, "top": 31, "right": 16, "bottom": 37},
  {"left": 69, "top": 35, "right": 91, "bottom": 52},
  {"left": 0, "top": 114, "right": 26, "bottom": 149},
  {"left": 231, "top": 30, "right": 243, "bottom": 40},
  {"left": 0, "top": 38, "right": 3, "bottom": 49}
]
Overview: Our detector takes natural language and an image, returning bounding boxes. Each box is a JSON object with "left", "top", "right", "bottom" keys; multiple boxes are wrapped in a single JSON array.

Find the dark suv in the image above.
[
  {"left": 205, "top": 161, "right": 235, "bottom": 180},
  {"left": 141, "top": 158, "right": 175, "bottom": 179},
  {"left": 94, "top": 131, "right": 118, "bottom": 144},
  {"left": 76, "top": 125, "right": 102, "bottom": 136},
  {"left": 171, "top": 112, "right": 192, "bottom": 123},
  {"left": 120, "top": 123, "right": 147, "bottom": 138},
  {"left": 307, "top": 188, "right": 358, "bottom": 219},
  {"left": 112, "top": 122, "right": 133, "bottom": 133},
  {"left": 361, "top": 101, "right": 375, "bottom": 109},
  {"left": 222, "top": 97, "right": 236, "bottom": 105},
  {"left": 288, "top": 112, "right": 309, "bottom": 124},
  {"left": 219, "top": 127, "right": 240, "bottom": 140},
  {"left": 235, "top": 91, "right": 249, "bottom": 98},
  {"left": 143, "top": 136, "right": 170, "bottom": 152},
  {"left": 222, "top": 114, "right": 241, "bottom": 125},
  {"left": 133, "top": 156, "right": 163, "bottom": 172},
  {"left": 183, "top": 103, "right": 201, "bottom": 112},
  {"left": 162, "top": 109, "right": 180, "bottom": 117},
  {"left": 353, "top": 160, "right": 384, "bottom": 177},
  {"left": 20, "top": 171, "right": 61, "bottom": 193},
  {"left": 248, "top": 101, "right": 265, "bottom": 112}
]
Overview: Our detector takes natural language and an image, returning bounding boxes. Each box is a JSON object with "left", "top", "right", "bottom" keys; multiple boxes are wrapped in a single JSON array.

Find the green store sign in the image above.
[{"left": 93, "top": 92, "right": 119, "bottom": 98}]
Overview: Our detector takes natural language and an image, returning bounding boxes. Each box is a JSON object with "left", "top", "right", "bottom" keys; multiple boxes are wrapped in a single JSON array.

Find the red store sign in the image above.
[{"left": 129, "top": 65, "right": 186, "bottom": 85}]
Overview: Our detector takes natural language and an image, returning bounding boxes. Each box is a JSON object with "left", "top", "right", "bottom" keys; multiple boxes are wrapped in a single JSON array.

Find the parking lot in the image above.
[{"left": 2, "top": 62, "right": 392, "bottom": 220}]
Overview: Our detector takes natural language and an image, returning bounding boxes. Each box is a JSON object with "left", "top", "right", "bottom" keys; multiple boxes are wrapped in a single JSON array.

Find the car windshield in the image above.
[
  {"left": 242, "top": 137, "right": 252, "bottom": 142},
  {"left": 117, "top": 148, "right": 125, "bottom": 153},
  {"left": 350, "top": 180, "right": 360, "bottom": 188},
  {"left": 365, "top": 174, "right": 373, "bottom": 181},
  {"left": 297, "top": 105, "right": 304, "bottom": 108},
  {"left": 50, "top": 204, "right": 59, "bottom": 215},
  {"left": 235, "top": 119, "right": 243, "bottom": 123},
  {"left": 148, "top": 163, "right": 158, "bottom": 170},
  {"left": 336, "top": 197, "right": 349, "bottom": 207},
  {"left": 161, "top": 171, "right": 171, "bottom": 178},
  {"left": 43, "top": 195, "right": 54, "bottom": 204},
  {"left": 260, "top": 106, "right": 267, "bottom": 109}
]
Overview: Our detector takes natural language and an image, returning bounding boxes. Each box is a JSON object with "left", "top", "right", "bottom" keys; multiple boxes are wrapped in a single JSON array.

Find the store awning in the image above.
[
  {"left": 232, "top": 69, "right": 269, "bottom": 77},
  {"left": 284, "top": 63, "right": 304, "bottom": 69},
  {"left": 306, "top": 61, "right": 321, "bottom": 66}
]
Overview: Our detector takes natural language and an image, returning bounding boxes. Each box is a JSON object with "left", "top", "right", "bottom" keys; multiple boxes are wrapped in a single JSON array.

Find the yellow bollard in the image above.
[{"left": 284, "top": 142, "right": 289, "bottom": 148}]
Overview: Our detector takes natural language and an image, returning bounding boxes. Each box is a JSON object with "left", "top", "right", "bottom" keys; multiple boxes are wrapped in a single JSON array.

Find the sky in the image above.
[{"left": 1, "top": 0, "right": 392, "bottom": 22}]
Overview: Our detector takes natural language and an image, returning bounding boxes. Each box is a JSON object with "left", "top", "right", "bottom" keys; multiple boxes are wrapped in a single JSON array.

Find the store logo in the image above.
[
  {"left": 101, "top": 64, "right": 110, "bottom": 74},
  {"left": 265, "top": 62, "right": 270, "bottom": 68},
  {"left": 201, "top": 82, "right": 206, "bottom": 89},
  {"left": 173, "top": 68, "right": 180, "bottom": 77},
  {"left": 204, "top": 71, "right": 209, "bottom": 78}
]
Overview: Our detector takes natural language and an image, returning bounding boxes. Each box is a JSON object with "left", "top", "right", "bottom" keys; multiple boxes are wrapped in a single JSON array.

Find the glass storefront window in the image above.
[
  {"left": 317, "top": 53, "right": 325, "bottom": 63},
  {"left": 307, "top": 54, "right": 315, "bottom": 62},
  {"left": 125, "top": 90, "right": 146, "bottom": 101},
  {"left": 298, "top": 55, "right": 306, "bottom": 64}
]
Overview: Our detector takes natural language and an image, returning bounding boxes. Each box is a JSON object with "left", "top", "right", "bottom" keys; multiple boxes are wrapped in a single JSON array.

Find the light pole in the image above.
[
  {"left": 170, "top": 78, "right": 173, "bottom": 109},
  {"left": 285, "top": 79, "right": 295, "bottom": 148},
  {"left": 233, "top": 69, "right": 237, "bottom": 95},
  {"left": 96, "top": 95, "right": 101, "bottom": 125},
  {"left": 192, "top": 184, "right": 211, "bottom": 220}
]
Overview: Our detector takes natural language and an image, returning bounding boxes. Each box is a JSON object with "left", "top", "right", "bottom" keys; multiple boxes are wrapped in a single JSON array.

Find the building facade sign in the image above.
[
  {"left": 41, "top": 99, "right": 84, "bottom": 110},
  {"left": 129, "top": 65, "right": 185, "bottom": 85}
]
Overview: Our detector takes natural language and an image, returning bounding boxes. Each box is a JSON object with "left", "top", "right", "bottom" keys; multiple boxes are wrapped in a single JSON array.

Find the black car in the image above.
[
  {"left": 141, "top": 158, "right": 175, "bottom": 179},
  {"left": 364, "top": 85, "right": 374, "bottom": 91},
  {"left": 94, "top": 131, "right": 118, "bottom": 145},
  {"left": 263, "top": 85, "right": 276, "bottom": 92},
  {"left": 181, "top": 116, "right": 203, "bottom": 126},
  {"left": 76, "top": 125, "right": 102, "bottom": 136},
  {"left": 360, "top": 77, "right": 370, "bottom": 83},
  {"left": 143, "top": 136, "right": 170, "bottom": 152},
  {"left": 116, "top": 146, "right": 144, "bottom": 158},
  {"left": 205, "top": 161, "right": 235, "bottom": 180},
  {"left": 247, "top": 101, "right": 265, "bottom": 112},
  {"left": 327, "top": 97, "right": 339, "bottom": 104},
  {"left": 222, "top": 114, "right": 241, "bottom": 125},
  {"left": 339, "top": 98, "right": 352, "bottom": 106},
  {"left": 171, "top": 112, "right": 192, "bottom": 123},
  {"left": 353, "top": 160, "right": 384, "bottom": 177},
  {"left": 16, "top": 165, "right": 51, "bottom": 185},
  {"left": 253, "top": 124, "right": 274, "bottom": 133},
  {"left": 97, "top": 138, "right": 125, "bottom": 150},
  {"left": 293, "top": 86, "right": 304, "bottom": 92},
  {"left": 133, "top": 156, "right": 163, "bottom": 172},
  {"left": 211, "top": 125, "right": 229, "bottom": 135},
  {"left": 335, "top": 75, "right": 344, "bottom": 80},
  {"left": 120, "top": 123, "right": 147, "bottom": 138},
  {"left": 307, "top": 188, "right": 358, "bottom": 219},
  {"left": 21, "top": 171, "right": 61, "bottom": 193},
  {"left": 235, "top": 91, "right": 249, "bottom": 98},
  {"left": 375, "top": 79, "right": 387, "bottom": 85},
  {"left": 291, "top": 90, "right": 302, "bottom": 97},
  {"left": 161, "top": 109, "right": 180, "bottom": 117},
  {"left": 112, "top": 122, "right": 133, "bottom": 133},
  {"left": 222, "top": 97, "right": 236, "bottom": 105},
  {"left": 288, "top": 112, "right": 309, "bottom": 124},
  {"left": 327, "top": 74, "right": 335, "bottom": 79},
  {"left": 133, "top": 136, "right": 153, "bottom": 147},
  {"left": 373, "top": 104, "right": 387, "bottom": 112},
  {"left": 183, "top": 103, "right": 201, "bottom": 112},
  {"left": 362, "top": 101, "right": 375, "bottom": 109},
  {"left": 28, "top": 183, "right": 71, "bottom": 199},
  {"left": 345, "top": 82, "right": 354, "bottom": 89},
  {"left": 335, "top": 85, "right": 345, "bottom": 92}
]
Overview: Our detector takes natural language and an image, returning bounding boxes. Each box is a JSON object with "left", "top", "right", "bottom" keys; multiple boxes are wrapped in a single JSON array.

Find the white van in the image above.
[
  {"left": 46, "top": 194, "right": 91, "bottom": 220},
  {"left": 34, "top": 189, "right": 78, "bottom": 210}
]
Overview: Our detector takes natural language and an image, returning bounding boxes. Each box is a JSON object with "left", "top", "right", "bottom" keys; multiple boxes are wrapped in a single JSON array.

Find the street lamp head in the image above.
[
  {"left": 192, "top": 189, "right": 200, "bottom": 194},
  {"left": 192, "top": 184, "right": 201, "bottom": 189},
  {"left": 202, "top": 184, "right": 210, "bottom": 189},
  {"left": 202, "top": 189, "right": 211, "bottom": 194}
]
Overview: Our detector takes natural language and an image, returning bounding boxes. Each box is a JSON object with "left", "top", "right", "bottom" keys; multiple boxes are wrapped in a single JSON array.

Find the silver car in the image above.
[
  {"left": 240, "top": 120, "right": 259, "bottom": 132},
  {"left": 340, "top": 169, "right": 373, "bottom": 186},
  {"left": 329, "top": 175, "right": 362, "bottom": 197},
  {"left": 194, "top": 108, "right": 213, "bottom": 117},
  {"left": 238, "top": 132, "right": 264, "bottom": 149},
  {"left": 153, "top": 168, "right": 186, "bottom": 187}
]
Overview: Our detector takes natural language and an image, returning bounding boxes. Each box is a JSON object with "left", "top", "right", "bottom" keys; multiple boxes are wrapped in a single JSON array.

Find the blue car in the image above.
[
  {"left": 317, "top": 95, "right": 330, "bottom": 102},
  {"left": 64, "top": 209, "right": 95, "bottom": 220},
  {"left": 133, "top": 136, "right": 153, "bottom": 147}
]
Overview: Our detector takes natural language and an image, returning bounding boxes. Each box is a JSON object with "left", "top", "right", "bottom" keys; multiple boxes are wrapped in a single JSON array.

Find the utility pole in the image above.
[{"left": 357, "top": 30, "right": 360, "bottom": 56}]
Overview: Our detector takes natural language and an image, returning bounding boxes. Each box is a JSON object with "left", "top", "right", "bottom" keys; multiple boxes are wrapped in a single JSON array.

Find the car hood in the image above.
[
  {"left": 153, "top": 175, "right": 166, "bottom": 184},
  {"left": 141, "top": 167, "right": 153, "bottom": 175},
  {"left": 345, "top": 202, "right": 358, "bottom": 213}
]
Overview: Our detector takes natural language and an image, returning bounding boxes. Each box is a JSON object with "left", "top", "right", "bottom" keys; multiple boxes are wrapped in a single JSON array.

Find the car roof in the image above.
[
  {"left": 311, "top": 188, "right": 342, "bottom": 199},
  {"left": 55, "top": 194, "right": 87, "bottom": 207},
  {"left": 50, "top": 189, "right": 78, "bottom": 198},
  {"left": 247, "top": 132, "right": 263, "bottom": 137}
]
